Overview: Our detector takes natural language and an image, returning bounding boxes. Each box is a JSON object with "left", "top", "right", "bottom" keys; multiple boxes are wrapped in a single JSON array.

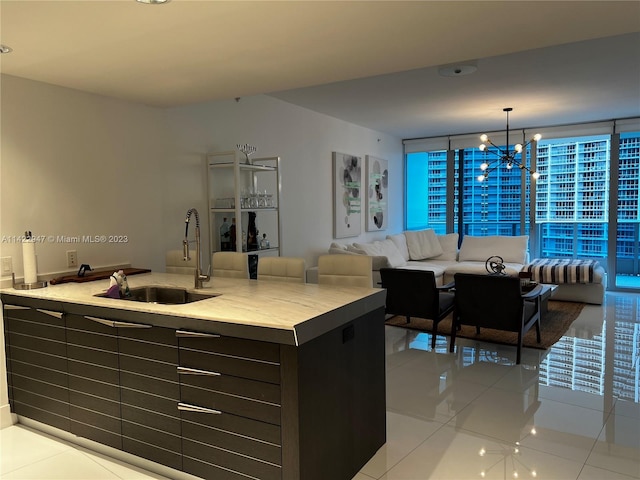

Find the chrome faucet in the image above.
[{"left": 183, "top": 208, "right": 210, "bottom": 289}]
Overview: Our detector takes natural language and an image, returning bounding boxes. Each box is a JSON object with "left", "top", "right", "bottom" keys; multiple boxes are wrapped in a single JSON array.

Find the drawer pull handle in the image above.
[
  {"left": 177, "top": 402, "right": 221, "bottom": 415},
  {"left": 4, "top": 305, "right": 30, "bottom": 311},
  {"left": 84, "top": 316, "right": 151, "bottom": 329},
  {"left": 113, "top": 321, "right": 152, "bottom": 329},
  {"left": 175, "top": 330, "right": 220, "bottom": 339},
  {"left": 177, "top": 366, "right": 221, "bottom": 377},
  {"left": 36, "top": 309, "right": 63, "bottom": 319}
]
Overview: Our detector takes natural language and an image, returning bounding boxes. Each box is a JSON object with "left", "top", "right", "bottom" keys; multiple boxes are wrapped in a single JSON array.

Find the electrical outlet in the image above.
[
  {"left": 67, "top": 250, "right": 78, "bottom": 268},
  {"left": 1, "top": 256, "right": 12, "bottom": 275}
]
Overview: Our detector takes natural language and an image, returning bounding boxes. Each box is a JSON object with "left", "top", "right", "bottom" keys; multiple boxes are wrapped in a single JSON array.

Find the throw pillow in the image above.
[
  {"left": 346, "top": 244, "right": 367, "bottom": 255},
  {"left": 386, "top": 233, "right": 410, "bottom": 261},
  {"left": 430, "top": 233, "right": 459, "bottom": 261},
  {"left": 353, "top": 239, "right": 407, "bottom": 268},
  {"left": 458, "top": 235, "right": 529, "bottom": 264},
  {"left": 328, "top": 242, "right": 349, "bottom": 254},
  {"left": 404, "top": 229, "right": 444, "bottom": 260}
]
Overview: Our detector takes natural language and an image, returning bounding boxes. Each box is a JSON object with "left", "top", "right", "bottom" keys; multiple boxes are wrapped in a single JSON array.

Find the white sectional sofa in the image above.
[
  {"left": 307, "top": 229, "right": 606, "bottom": 304},
  {"left": 308, "top": 230, "right": 530, "bottom": 287}
]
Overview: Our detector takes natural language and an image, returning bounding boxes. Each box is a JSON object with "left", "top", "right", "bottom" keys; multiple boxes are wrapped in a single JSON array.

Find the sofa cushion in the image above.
[
  {"left": 430, "top": 233, "right": 459, "bottom": 261},
  {"left": 458, "top": 235, "right": 529, "bottom": 264},
  {"left": 386, "top": 233, "right": 410, "bottom": 261},
  {"left": 327, "top": 243, "right": 389, "bottom": 270},
  {"left": 354, "top": 239, "right": 407, "bottom": 268},
  {"left": 444, "top": 261, "right": 524, "bottom": 280},
  {"left": 405, "top": 229, "right": 443, "bottom": 260},
  {"left": 398, "top": 260, "right": 448, "bottom": 279}
]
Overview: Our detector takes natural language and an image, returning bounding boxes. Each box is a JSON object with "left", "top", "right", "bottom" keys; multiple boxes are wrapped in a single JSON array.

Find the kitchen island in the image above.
[{"left": 2, "top": 273, "right": 387, "bottom": 480}]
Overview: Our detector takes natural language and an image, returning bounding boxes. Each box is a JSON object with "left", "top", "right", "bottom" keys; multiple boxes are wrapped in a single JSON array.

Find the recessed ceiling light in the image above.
[
  {"left": 136, "top": 0, "right": 170, "bottom": 4},
  {"left": 438, "top": 63, "right": 478, "bottom": 77},
  {"left": 0, "top": 45, "right": 13, "bottom": 54}
]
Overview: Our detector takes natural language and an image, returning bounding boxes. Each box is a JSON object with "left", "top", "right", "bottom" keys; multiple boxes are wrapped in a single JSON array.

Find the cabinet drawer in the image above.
[
  {"left": 183, "top": 437, "right": 281, "bottom": 480},
  {"left": 178, "top": 333, "right": 279, "bottom": 364},
  {"left": 180, "top": 382, "right": 280, "bottom": 425},
  {"left": 179, "top": 348, "right": 280, "bottom": 384},
  {"left": 180, "top": 408, "right": 280, "bottom": 447},
  {"left": 4, "top": 306, "right": 65, "bottom": 330},
  {"left": 6, "top": 315, "right": 65, "bottom": 343},
  {"left": 179, "top": 369, "right": 280, "bottom": 404},
  {"left": 182, "top": 416, "right": 281, "bottom": 466}
]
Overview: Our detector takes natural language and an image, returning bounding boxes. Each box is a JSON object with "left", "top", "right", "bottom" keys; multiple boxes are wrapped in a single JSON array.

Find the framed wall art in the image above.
[
  {"left": 332, "top": 151, "right": 362, "bottom": 238},
  {"left": 365, "top": 155, "right": 388, "bottom": 231}
]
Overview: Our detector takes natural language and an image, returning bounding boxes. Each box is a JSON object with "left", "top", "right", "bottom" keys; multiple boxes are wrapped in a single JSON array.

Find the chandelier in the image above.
[{"left": 477, "top": 107, "right": 541, "bottom": 182}]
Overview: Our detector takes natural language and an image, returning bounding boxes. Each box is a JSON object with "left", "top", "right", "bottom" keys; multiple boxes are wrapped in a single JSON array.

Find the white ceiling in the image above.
[{"left": 1, "top": 1, "right": 639, "bottom": 139}]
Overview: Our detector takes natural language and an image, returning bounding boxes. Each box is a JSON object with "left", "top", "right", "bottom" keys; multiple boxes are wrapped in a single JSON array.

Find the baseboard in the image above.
[{"left": 0, "top": 403, "right": 17, "bottom": 429}]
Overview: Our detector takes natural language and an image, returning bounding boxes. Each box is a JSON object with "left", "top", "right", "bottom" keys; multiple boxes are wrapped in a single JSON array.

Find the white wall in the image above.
[
  {"left": 0, "top": 75, "right": 172, "bottom": 276},
  {"left": 0, "top": 75, "right": 403, "bottom": 427},
  {"left": 166, "top": 94, "right": 404, "bottom": 268}
]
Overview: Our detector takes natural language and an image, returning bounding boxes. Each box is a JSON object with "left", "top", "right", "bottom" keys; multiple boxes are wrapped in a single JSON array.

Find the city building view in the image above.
[{"left": 406, "top": 132, "right": 640, "bottom": 288}]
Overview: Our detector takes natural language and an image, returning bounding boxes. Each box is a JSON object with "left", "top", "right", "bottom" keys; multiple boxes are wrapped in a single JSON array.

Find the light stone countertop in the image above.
[{"left": 1, "top": 272, "right": 386, "bottom": 345}]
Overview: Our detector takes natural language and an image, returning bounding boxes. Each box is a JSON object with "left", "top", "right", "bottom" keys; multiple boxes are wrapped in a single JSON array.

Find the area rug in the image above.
[{"left": 385, "top": 300, "right": 585, "bottom": 350}]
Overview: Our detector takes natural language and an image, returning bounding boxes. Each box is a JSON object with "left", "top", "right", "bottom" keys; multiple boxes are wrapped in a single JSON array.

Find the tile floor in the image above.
[{"left": 1, "top": 291, "right": 639, "bottom": 480}]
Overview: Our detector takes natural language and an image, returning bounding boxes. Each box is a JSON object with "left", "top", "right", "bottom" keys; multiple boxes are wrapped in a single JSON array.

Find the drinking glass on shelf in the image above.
[{"left": 249, "top": 191, "right": 259, "bottom": 208}]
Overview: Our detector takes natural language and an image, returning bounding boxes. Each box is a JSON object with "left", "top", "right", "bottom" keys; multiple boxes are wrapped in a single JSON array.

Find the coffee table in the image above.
[{"left": 531, "top": 283, "right": 558, "bottom": 318}]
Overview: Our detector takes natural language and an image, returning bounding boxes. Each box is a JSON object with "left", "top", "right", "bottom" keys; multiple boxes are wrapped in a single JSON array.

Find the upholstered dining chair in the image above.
[
  {"left": 317, "top": 254, "right": 373, "bottom": 287},
  {"left": 257, "top": 256, "right": 306, "bottom": 283},
  {"left": 380, "top": 268, "right": 455, "bottom": 348},
  {"left": 450, "top": 273, "right": 542, "bottom": 364},
  {"left": 165, "top": 250, "right": 196, "bottom": 275},
  {"left": 211, "top": 252, "right": 249, "bottom": 279}
]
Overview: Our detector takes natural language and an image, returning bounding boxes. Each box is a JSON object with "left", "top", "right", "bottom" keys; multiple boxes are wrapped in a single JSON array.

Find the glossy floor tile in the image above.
[{"left": 1, "top": 291, "right": 639, "bottom": 480}]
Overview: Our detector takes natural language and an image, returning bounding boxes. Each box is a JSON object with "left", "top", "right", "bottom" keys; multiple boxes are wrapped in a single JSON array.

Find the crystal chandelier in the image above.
[{"left": 477, "top": 107, "right": 541, "bottom": 182}]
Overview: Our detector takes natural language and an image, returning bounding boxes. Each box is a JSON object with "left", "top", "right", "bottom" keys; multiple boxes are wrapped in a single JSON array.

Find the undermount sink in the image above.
[{"left": 96, "top": 286, "right": 218, "bottom": 304}]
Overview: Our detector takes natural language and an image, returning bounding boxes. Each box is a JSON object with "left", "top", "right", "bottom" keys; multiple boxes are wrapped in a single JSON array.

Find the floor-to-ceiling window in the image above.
[
  {"left": 404, "top": 119, "right": 640, "bottom": 291},
  {"left": 535, "top": 135, "right": 610, "bottom": 262},
  {"left": 616, "top": 132, "right": 640, "bottom": 288}
]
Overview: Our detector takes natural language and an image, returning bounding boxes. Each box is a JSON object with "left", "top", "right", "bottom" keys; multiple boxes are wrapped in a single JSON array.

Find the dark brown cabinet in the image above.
[
  {"left": 4, "top": 303, "right": 69, "bottom": 432},
  {"left": 3, "top": 294, "right": 386, "bottom": 480},
  {"left": 177, "top": 330, "right": 282, "bottom": 480}
]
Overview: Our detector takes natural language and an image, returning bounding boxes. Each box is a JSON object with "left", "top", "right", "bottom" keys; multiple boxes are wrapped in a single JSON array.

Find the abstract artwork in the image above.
[
  {"left": 333, "top": 152, "right": 362, "bottom": 238},
  {"left": 365, "top": 155, "right": 388, "bottom": 231}
]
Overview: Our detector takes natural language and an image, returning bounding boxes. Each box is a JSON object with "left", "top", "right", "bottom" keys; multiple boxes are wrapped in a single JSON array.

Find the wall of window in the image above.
[{"left": 404, "top": 120, "right": 640, "bottom": 290}]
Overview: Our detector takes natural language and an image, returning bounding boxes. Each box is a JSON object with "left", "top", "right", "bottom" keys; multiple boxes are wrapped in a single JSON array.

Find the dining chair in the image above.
[
  {"left": 257, "top": 256, "right": 306, "bottom": 283},
  {"left": 165, "top": 250, "right": 196, "bottom": 275},
  {"left": 211, "top": 251, "right": 249, "bottom": 279},
  {"left": 317, "top": 254, "right": 373, "bottom": 287}
]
